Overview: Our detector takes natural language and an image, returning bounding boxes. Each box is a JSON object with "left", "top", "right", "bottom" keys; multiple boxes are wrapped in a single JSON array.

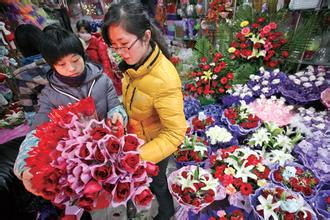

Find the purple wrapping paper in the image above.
[
  {"left": 0, "top": 123, "right": 29, "bottom": 144},
  {"left": 309, "top": 190, "right": 330, "bottom": 220},
  {"left": 270, "top": 162, "right": 322, "bottom": 200},
  {"left": 184, "top": 96, "right": 202, "bottom": 119},
  {"left": 202, "top": 104, "right": 223, "bottom": 124}
]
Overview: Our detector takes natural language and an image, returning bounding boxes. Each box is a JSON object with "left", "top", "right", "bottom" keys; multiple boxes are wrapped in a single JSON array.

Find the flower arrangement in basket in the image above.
[
  {"left": 228, "top": 18, "right": 288, "bottom": 69},
  {"left": 25, "top": 97, "right": 159, "bottom": 211},
  {"left": 184, "top": 52, "right": 234, "bottom": 104},
  {"left": 248, "top": 122, "right": 303, "bottom": 167},
  {"left": 250, "top": 184, "right": 317, "bottom": 220},
  {"left": 173, "top": 135, "right": 210, "bottom": 169},
  {"left": 271, "top": 162, "right": 320, "bottom": 199},
  {"left": 168, "top": 165, "right": 219, "bottom": 213},
  {"left": 222, "top": 101, "right": 261, "bottom": 136},
  {"left": 210, "top": 146, "right": 270, "bottom": 197}
]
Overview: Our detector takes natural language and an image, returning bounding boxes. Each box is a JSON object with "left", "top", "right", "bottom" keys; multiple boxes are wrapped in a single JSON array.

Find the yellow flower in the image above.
[
  {"left": 224, "top": 167, "right": 236, "bottom": 175},
  {"left": 201, "top": 70, "right": 213, "bottom": 81},
  {"left": 228, "top": 47, "right": 236, "bottom": 53},
  {"left": 256, "top": 164, "right": 265, "bottom": 172},
  {"left": 240, "top": 20, "right": 249, "bottom": 27},
  {"left": 257, "top": 179, "right": 267, "bottom": 187},
  {"left": 225, "top": 184, "right": 237, "bottom": 195}
]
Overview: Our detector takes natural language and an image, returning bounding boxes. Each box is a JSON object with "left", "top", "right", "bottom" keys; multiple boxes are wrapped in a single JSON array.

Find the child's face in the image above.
[
  {"left": 54, "top": 54, "right": 85, "bottom": 77},
  {"left": 108, "top": 24, "right": 149, "bottom": 65}
]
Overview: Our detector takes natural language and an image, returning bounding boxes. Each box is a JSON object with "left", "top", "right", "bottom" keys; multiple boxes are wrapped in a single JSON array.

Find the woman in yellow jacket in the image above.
[{"left": 102, "top": 2, "right": 187, "bottom": 219}]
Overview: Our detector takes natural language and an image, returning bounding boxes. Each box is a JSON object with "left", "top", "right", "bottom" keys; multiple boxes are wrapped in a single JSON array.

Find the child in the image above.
[{"left": 14, "top": 27, "right": 127, "bottom": 196}]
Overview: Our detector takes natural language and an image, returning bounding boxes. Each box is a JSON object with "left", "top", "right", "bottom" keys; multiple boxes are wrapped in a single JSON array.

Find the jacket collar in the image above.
[{"left": 122, "top": 43, "right": 161, "bottom": 80}]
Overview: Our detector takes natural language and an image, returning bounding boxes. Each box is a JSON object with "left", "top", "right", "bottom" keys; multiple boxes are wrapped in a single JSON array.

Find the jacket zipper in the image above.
[
  {"left": 140, "top": 121, "right": 146, "bottom": 138},
  {"left": 129, "top": 87, "right": 137, "bottom": 111}
]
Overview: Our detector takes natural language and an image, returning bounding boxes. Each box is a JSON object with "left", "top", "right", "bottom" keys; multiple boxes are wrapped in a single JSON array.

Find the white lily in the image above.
[
  {"left": 249, "top": 128, "right": 271, "bottom": 147},
  {"left": 256, "top": 194, "right": 281, "bottom": 220},
  {"left": 200, "top": 175, "right": 219, "bottom": 192},
  {"left": 265, "top": 150, "right": 294, "bottom": 166},
  {"left": 274, "top": 134, "right": 293, "bottom": 152},
  {"left": 176, "top": 172, "right": 199, "bottom": 191},
  {"left": 232, "top": 160, "right": 258, "bottom": 183}
]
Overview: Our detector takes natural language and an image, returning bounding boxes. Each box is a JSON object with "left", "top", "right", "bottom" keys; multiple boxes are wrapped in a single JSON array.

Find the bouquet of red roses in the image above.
[
  {"left": 228, "top": 18, "right": 288, "bottom": 69},
  {"left": 187, "top": 111, "right": 215, "bottom": 136},
  {"left": 210, "top": 146, "right": 270, "bottom": 197},
  {"left": 25, "top": 97, "right": 159, "bottom": 211},
  {"left": 222, "top": 101, "right": 261, "bottom": 136},
  {"left": 185, "top": 52, "right": 234, "bottom": 102},
  {"left": 271, "top": 162, "right": 320, "bottom": 199},
  {"left": 168, "top": 165, "right": 219, "bottom": 213}
]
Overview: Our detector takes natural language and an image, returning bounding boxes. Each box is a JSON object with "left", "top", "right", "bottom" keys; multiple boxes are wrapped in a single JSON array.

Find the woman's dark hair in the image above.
[
  {"left": 76, "top": 19, "right": 92, "bottom": 33},
  {"left": 102, "top": 1, "right": 170, "bottom": 59},
  {"left": 40, "top": 27, "right": 85, "bottom": 67},
  {"left": 14, "top": 24, "right": 44, "bottom": 57}
]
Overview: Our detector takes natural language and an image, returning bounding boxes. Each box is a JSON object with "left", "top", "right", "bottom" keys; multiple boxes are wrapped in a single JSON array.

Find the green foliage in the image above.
[
  {"left": 193, "top": 36, "right": 213, "bottom": 61},
  {"left": 232, "top": 63, "right": 257, "bottom": 85}
]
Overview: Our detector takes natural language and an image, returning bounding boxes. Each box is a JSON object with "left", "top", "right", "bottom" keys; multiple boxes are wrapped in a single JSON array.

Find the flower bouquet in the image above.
[
  {"left": 221, "top": 101, "right": 261, "bottom": 137},
  {"left": 187, "top": 111, "right": 215, "bottom": 136},
  {"left": 248, "top": 122, "right": 302, "bottom": 167},
  {"left": 210, "top": 146, "right": 270, "bottom": 213},
  {"left": 228, "top": 19, "right": 288, "bottom": 69},
  {"left": 201, "top": 104, "right": 223, "bottom": 124},
  {"left": 25, "top": 97, "right": 159, "bottom": 212},
  {"left": 278, "top": 66, "right": 328, "bottom": 104},
  {"left": 221, "top": 84, "right": 255, "bottom": 108},
  {"left": 205, "top": 125, "right": 238, "bottom": 151},
  {"left": 309, "top": 190, "right": 330, "bottom": 220},
  {"left": 184, "top": 53, "right": 234, "bottom": 105},
  {"left": 0, "top": 101, "right": 25, "bottom": 128},
  {"left": 271, "top": 162, "right": 321, "bottom": 199},
  {"left": 250, "top": 184, "right": 317, "bottom": 220},
  {"left": 294, "top": 132, "right": 330, "bottom": 183},
  {"left": 207, "top": 205, "right": 250, "bottom": 220},
  {"left": 173, "top": 135, "right": 210, "bottom": 169},
  {"left": 248, "top": 96, "right": 295, "bottom": 127},
  {"left": 184, "top": 95, "right": 202, "bottom": 119},
  {"left": 168, "top": 165, "right": 219, "bottom": 213},
  {"left": 206, "top": 0, "right": 232, "bottom": 22},
  {"left": 247, "top": 68, "right": 287, "bottom": 97}
]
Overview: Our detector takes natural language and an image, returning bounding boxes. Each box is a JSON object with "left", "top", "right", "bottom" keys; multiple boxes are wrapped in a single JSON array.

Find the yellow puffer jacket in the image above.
[{"left": 122, "top": 44, "right": 187, "bottom": 163}]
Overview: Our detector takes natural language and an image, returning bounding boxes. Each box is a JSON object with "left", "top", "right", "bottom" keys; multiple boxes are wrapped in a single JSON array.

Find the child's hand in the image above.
[
  {"left": 107, "top": 112, "right": 125, "bottom": 137},
  {"left": 22, "top": 168, "right": 41, "bottom": 196}
]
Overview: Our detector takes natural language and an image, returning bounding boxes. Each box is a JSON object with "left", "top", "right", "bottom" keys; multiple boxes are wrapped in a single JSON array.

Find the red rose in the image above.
[
  {"left": 214, "top": 65, "right": 222, "bottom": 73},
  {"left": 268, "top": 61, "right": 278, "bottom": 68},
  {"left": 284, "top": 212, "right": 295, "bottom": 220},
  {"left": 273, "top": 170, "right": 283, "bottom": 182},
  {"left": 134, "top": 188, "right": 154, "bottom": 207},
  {"left": 146, "top": 162, "right": 159, "bottom": 177},
  {"left": 121, "top": 153, "right": 140, "bottom": 173},
  {"left": 246, "top": 155, "right": 260, "bottom": 166},
  {"left": 123, "top": 135, "right": 140, "bottom": 152},
  {"left": 94, "top": 147, "right": 106, "bottom": 163},
  {"left": 226, "top": 72, "right": 234, "bottom": 79},
  {"left": 215, "top": 52, "right": 223, "bottom": 59},
  {"left": 257, "top": 17, "right": 266, "bottom": 23},
  {"left": 218, "top": 87, "right": 225, "bottom": 93},
  {"left": 201, "top": 57, "right": 207, "bottom": 63},
  {"left": 303, "top": 186, "right": 313, "bottom": 196},
  {"left": 106, "top": 137, "right": 120, "bottom": 154},
  {"left": 234, "top": 49, "right": 240, "bottom": 57},
  {"left": 79, "top": 144, "right": 90, "bottom": 158},
  {"left": 93, "top": 165, "right": 113, "bottom": 182},
  {"left": 231, "top": 41, "right": 239, "bottom": 48},
  {"left": 240, "top": 43, "right": 248, "bottom": 49},
  {"left": 220, "top": 77, "right": 228, "bottom": 85},
  {"left": 77, "top": 195, "right": 94, "bottom": 211},
  {"left": 113, "top": 182, "right": 131, "bottom": 203},
  {"left": 269, "top": 22, "right": 277, "bottom": 29},
  {"left": 253, "top": 42, "right": 261, "bottom": 49},
  {"left": 84, "top": 180, "right": 102, "bottom": 195},
  {"left": 90, "top": 127, "right": 109, "bottom": 140},
  {"left": 251, "top": 23, "right": 260, "bottom": 29},
  {"left": 326, "top": 196, "right": 330, "bottom": 204},
  {"left": 203, "top": 64, "right": 211, "bottom": 71},
  {"left": 281, "top": 50, "right": 289, "bottom": 58}
]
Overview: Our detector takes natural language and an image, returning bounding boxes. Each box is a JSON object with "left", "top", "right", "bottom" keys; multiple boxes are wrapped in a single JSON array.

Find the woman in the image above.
[
  {"left": 14, "top": 27, "right": 127, "bottom": 195},
  {"left": 76, "top": 19, "right": 122, "bottom": 96},
  {"left": 102, "top": 2, "right": 187, "bottom": 219}
]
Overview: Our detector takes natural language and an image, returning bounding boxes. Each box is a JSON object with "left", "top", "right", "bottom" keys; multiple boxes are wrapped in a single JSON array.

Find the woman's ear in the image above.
[{"left": 143, "top": 29, "right": 151, "bottom": 42}]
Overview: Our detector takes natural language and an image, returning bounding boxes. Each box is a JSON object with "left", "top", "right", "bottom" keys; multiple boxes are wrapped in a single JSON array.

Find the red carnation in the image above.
[
  {"left": 281, "top": 50, "right": 289, "bottom": 58},
  {"left": 240, "top": 183, "right": 253, "bottom": 195}
]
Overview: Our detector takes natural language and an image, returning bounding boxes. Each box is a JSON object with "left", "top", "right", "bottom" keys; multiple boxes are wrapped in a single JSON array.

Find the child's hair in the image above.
[
  {"left": 76, "top": 19, "right": 92, "bottom": 33},
  {"left": 14, "top": 24, "right": 44, "bottom": 57},
  {"left": 40, "top": 26, "right": 86, "bottom": 67},
  {"left": 102, "top": 1, "right": 170, "bottom": 59}
]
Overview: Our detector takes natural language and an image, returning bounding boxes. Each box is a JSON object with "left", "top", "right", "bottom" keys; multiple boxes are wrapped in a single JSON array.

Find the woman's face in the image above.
[
  {"left": 54, "top": 54, "right": 85, "bottom": 77},
  {"left": 108, "top": 24, "right": 149, "bottom": 65}
]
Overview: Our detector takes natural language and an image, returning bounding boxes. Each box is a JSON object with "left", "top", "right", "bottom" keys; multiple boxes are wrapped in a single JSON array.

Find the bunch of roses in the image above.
[
  {"left": 222, "top": 101, "right": 260, "bottom": 133},
  {"left": 188, "top": 111, "right": 215, "bottom": 135},
  {"left": 26, "top": 97, "right": 159, "bottom": 211},
  {"left": 272, "top": 163, "right": 320, "bottom": 198},
  {"left": 206, "top": 0, "right": 232, "bottom": 22},
  {"left": 168, "top": 165, "right": 219, "bottom": 213},
  {"left": 251, "top": 185, "right": 316, "bottom": 220},
  {"left": 185, "top": 53, "right": 234, "bottom": 100},
  {"left": 0, "top": 101, "right": 25, "bottom": 128},
  {"left": 173, "top": 135, "right": 209, "bottom": 164},
  {"left": 210, "top": 146, "right": 270, "bottom": 196},
  {"left": 228, "top": 18, "right": 288, "bottom": 68}
]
